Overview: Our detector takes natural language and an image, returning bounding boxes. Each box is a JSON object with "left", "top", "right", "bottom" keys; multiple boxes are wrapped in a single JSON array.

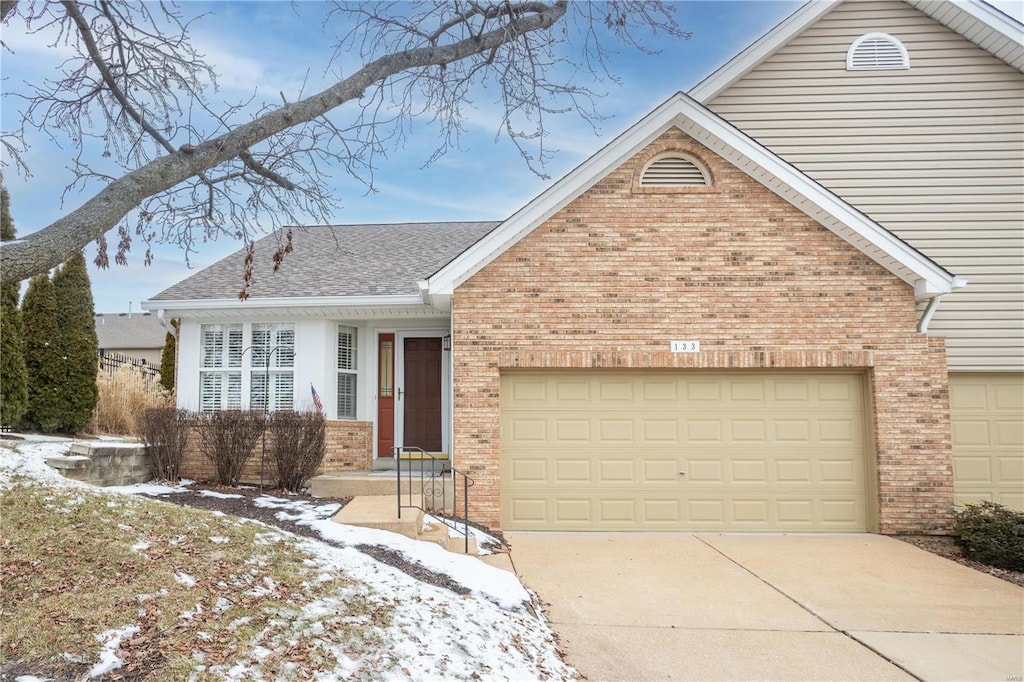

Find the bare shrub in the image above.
[
  {"left": 140, "top": 408, "right": 192, "bottom": 482},
  {"left": 196, "top": 410, "right": 265, "bottom": 486},
  {"left": 268, "top": 411, "right": 326, "bottom": 493},
  {"left": 90, "top": 364, "right": 171, "bottom": 436}
]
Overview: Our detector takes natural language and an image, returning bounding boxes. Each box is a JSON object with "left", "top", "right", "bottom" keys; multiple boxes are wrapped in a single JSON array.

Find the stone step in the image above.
[
  {"left": 331, "top": 495, "right": 423, "bottom": 540},
  {"left": 424, "top": 518, "right": 479, "bottom": 555},
  {"left": 312, "top": 471, "right": 457, "bottom": 512},
  {"left": 330, "top": 495, "right": 479, "bottom": 555}
]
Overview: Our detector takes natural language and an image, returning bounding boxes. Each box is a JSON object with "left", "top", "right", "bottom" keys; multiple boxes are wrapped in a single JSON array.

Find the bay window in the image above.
[{"left": 198, "top": 322, "right": 296, "bottom": 412}]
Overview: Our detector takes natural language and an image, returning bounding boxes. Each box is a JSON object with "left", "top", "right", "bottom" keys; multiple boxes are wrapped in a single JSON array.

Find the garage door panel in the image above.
[
  {"left": 502, "top": 371, "right": 869, "bottom": 531},
  {"left": 511, "top": 459, "right": 547, "bottom": 482},
  {"left": 950, "top": 374, "right": 1024, "bottom": 512}
]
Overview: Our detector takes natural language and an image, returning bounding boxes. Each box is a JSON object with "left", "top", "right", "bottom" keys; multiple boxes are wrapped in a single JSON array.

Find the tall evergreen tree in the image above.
[
  {"left": 159, "top": 328, "right": 176, "bottom": 393},
  {"left": 53, "top": 252, "right": 99, "bottom": 432},
  {"left": 21, "top": 273, "right": 63, "bottom": 432},
  {"left": 0, "top": 185, "right": 29, "bottom": 427}
]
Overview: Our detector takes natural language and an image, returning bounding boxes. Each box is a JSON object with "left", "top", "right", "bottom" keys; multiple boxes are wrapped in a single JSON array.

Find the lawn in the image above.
[{"left": 0, "top": 439, "right": 576, "bottom": 680}]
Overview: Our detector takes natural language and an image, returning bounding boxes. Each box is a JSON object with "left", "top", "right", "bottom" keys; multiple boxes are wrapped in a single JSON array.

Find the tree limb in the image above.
[{"left": 0, "top": 0, "right": 570, "bottom": 284}]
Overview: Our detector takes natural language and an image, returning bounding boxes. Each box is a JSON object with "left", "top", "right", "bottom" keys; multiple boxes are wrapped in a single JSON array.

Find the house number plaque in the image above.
[{"left": 670, "top": 340, "right": 701, "bottom": 353}]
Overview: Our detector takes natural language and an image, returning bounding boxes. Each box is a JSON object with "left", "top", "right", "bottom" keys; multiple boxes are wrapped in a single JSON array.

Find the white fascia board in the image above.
[
  {"left": 140, "top": 294, "right": 426, "bottom": 313},
  {"left": 670, "top": 102, "right": 959, "bottom": 295},
  {"left": 689, "top": 0, "right": 838, "bottom": 103},
  {"left": 428, "top": 94, "right": 690, "bottom": 295},
  {"left": 939, "top": 0, "right": 1024, "bottom": 45}
]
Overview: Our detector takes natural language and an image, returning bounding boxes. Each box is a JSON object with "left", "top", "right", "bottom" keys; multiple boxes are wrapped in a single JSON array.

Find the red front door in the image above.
[
  {"left": 402, "top": 337, "right": 443, "bottom": 452},
  {"left": 376, "top": 334, "right": 395, "bottom": 457}
]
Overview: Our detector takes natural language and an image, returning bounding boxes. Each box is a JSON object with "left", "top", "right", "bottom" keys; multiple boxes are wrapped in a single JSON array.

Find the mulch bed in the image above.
[
  {"left": 151, "top": 482, "right": 473, "bottom": 596},
  {"left": 897, "top": 535, "right": 1024, "bottom": 587}
]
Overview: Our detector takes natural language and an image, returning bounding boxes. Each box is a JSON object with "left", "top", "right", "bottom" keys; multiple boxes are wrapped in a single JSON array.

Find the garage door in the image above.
[
  {"left": 950, "top": 373, "right": 1024, "bottom": 511},
  {"left": 501, "top": 371, "right": 870, "bottom": 531}
]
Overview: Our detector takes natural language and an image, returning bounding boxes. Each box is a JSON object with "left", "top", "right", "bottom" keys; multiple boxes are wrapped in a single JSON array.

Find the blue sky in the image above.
[{"left": 2, "top": 0, "right": 1019, "bottom": 313}]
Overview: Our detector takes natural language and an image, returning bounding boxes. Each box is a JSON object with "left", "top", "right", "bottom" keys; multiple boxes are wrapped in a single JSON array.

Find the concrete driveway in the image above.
[{"left": 506, "top": 533, "right": 1024, "bottom": 681}]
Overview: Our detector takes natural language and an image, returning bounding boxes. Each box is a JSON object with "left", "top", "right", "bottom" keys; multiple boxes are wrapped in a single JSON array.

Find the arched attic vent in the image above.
[
  {"left": 639, "top": 154, "right": 711, "bottom": 187},
  {"left": 847, "top": 32, "right": 910, "bottom": 70}
]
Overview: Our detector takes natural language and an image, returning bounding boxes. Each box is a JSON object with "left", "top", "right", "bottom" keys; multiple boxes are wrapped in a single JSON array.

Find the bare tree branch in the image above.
[{"left": 1, "top": 0, "right": 688, "bottom": 287}]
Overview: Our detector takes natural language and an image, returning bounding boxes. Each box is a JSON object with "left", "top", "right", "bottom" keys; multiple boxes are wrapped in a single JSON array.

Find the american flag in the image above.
[{"left": 310, "top": 383, "right": 324, "bottom": 413}]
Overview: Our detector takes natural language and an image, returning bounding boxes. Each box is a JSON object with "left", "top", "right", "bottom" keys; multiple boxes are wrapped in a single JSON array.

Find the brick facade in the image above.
[
  {"left": 178, "top": 419, "right": 372, "bottom": 485},
  {"left": 452, "top": 129, "right": 954, "bottom": 534}
]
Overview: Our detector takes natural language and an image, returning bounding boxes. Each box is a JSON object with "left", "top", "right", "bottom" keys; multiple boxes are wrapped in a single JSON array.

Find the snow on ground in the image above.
[
  {"left": 255, "top": 495, "right": 530, "bottom": 611},
  {"left": 1, "top": 438, "right": 576, "bottom": 680}
]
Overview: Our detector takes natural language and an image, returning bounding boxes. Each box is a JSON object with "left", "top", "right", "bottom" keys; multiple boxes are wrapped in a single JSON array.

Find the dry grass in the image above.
[
  {"left": 90, "top": 364, "right": 172, "bottom": 436},
  {"left": 0, "top": 480, "right": 389, "bottom": 680}
]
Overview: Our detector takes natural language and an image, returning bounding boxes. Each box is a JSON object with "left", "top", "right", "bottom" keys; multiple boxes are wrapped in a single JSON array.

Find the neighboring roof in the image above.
[
  {"left": 424, "top": 91, "right": 964, "bottom": 308},
  {"left": 94, "top": 313, "right": 167, "bottom": 350},
  {"left": 148, "top": 222, "right": 499, "bottom": 305},
  {"left": 689, "top": 0, "right": 1024, "bottom": 103}
]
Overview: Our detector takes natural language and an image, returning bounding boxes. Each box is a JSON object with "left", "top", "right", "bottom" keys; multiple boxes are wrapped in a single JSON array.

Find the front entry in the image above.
[{"left": 401, "top": 337, "right": 443, "bottom": 452}]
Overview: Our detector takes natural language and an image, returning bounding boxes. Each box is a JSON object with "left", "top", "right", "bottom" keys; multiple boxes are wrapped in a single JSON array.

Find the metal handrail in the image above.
[{"left": 394, "top": 446, "right": 475, "bottom": 554}]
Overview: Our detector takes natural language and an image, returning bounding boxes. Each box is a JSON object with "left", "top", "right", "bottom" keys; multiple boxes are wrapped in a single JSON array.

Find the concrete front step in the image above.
[
  {"left": 312, "top": 471, "right": 458, "bottom": 512},
  {"left": 331, "top": 494, "right": 477, "bottom": 554}
]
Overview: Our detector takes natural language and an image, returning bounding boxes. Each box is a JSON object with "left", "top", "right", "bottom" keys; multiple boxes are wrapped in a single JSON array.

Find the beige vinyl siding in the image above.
[{"left": 707, "top": 0, "right": 1024, "bottom": 371}]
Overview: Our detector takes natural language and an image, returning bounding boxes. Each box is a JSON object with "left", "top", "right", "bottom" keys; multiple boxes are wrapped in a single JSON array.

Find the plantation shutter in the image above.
[
  {"left": 337, "top": 326, "right": 358, "bottom": 420},
  {"left": 249, "top": 323, "right": 295, "bottom": 411},
  {"left": 201, "top": 372, "right": 222, "bottom": 412},
  {"left": 200, "top": 324, "right": 244, "bottom": 412}
]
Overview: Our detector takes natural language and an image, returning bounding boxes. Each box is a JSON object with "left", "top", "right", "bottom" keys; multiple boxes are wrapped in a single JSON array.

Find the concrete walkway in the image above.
[{"left": 506, "top": 533, "right": 1024, "bottom": 682}]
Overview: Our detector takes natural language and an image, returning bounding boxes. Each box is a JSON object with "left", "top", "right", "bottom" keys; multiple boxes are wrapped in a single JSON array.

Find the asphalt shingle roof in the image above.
[
  {"left": 150, "top": 222, "right": 500, "bottom": 301},
  {"left": 94, "top": 313, "right": 168, "bottom": 350}
]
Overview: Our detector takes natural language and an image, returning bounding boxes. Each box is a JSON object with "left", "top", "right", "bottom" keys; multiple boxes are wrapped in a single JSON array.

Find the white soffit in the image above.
[
  {"left": 427, "top": 92, "right": 959, "bottom": 301},
  {"left": 139, "top": 294, "right": 441, "bottom": 320},
  {"left": 690, "top": 0, "right": 1023, "bottom": 104}
]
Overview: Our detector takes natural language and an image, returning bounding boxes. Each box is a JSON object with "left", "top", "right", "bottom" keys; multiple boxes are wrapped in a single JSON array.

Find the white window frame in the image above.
[
  {"left": 337, "top": 325, "right": 358, "bottom": 420},
  {"left": 199, "top": 323, "right": 243, "bottom": 412},
  {"left": 199, "top": 322, "right": 296, "bottom": 413},
  {"left": 249, "top": 323, "right": 296, "bottom": 412}
]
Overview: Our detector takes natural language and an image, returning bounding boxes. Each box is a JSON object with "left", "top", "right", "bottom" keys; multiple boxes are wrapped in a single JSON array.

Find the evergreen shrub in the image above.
[{"left": 953, "top": 501, "right": 1024, "bottom": 572}]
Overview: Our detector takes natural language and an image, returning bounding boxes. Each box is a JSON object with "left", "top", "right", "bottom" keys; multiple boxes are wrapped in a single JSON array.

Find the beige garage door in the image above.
[
  {"left": 501, "top": 371, "right": 870, "bottom": 531},
  {"left": 950, "top": 373, "right": 1024, "bottom": 511}
]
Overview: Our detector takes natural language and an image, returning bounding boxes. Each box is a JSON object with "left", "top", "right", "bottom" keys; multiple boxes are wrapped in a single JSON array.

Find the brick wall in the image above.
[
  {"left": 452, "top": 129, "right": 953, "bottom": 534},
  {"left": 178, "top": 419, "right": 372, "bottom": 484}
]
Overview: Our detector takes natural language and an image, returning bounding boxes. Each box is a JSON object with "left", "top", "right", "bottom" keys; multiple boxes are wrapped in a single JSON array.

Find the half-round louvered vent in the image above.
[
  {"left": 847, "top": 33, "right": 910, "bottom": 70},
  {"left": 640, "top": 155, "right": 709, "bottom": 187}
]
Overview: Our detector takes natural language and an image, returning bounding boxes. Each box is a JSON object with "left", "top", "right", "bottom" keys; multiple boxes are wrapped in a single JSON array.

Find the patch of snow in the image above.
[
  {"left": 209, "top": 536, "right": 230, "bottom": 544},
  {"left": 197, "top": 490, "right": 243, "bottom": 499},
  {"left": 136, "top": 588, "right": 168, "bottom": 602},
  {"left": 87, "top": 625, "right": 139, "bottom": 678},
  {"left": 130, "top": 540, "right": 150, "bottom": 552},
  {"left": 256, "top": 495, "right": 531, "bottom": 612},
  {"left": 105, "top": 480, "right": 189, "bottom": 496},
  {"left": 14, "top": 676, "right": 53, "bottom": 682},
  {"left": 174, "top": 572, "right": 197, "bottom": 588},
  {"left": 425, "top": 514, "right": 502, "bottom": 555},
  {"left": 0, "top": 441, "right": 88, "bottom": 490}
]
